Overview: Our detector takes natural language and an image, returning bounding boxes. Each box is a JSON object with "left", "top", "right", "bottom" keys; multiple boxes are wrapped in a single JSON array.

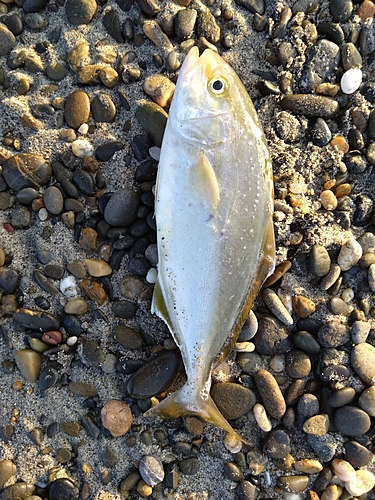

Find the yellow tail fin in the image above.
[{"left": 144, "top": 385, "right": 248, "bottom": 444}]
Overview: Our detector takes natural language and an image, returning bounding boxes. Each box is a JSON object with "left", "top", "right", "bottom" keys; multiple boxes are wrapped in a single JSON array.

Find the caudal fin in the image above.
[{"left": 144, "top": 385, "right": 248, "bottom": 444}]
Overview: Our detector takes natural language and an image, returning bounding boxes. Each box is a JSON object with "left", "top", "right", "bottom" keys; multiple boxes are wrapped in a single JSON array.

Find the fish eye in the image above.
[{"left": 208, "top": 77, "right": 227, "bottom": 95}]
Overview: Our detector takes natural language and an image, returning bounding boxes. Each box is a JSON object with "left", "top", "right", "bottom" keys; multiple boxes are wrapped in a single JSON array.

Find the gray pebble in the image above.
[
  {"left": 329, "top": 296, "right": 349, "bottom": 315},
  {"left": 330, "top": 0, "right": 353, "bottom": 22},
  {"left": 351, "top": 320, "right": 371, "bottom": 344},
  {"left": 344, "top": 441, "right": 374, "bottom": 467},
  {"left": 33, "top": 270, "right": 59, "bottom": 294},
  {"left": 113, "top": 325, "right": 143, "bottom": 349},
  {"left": 253, "top": 315, "right": 292, "bottom": 355},
  {"left": 351, "top": 343, "right": 375, "bottom": 385},
  {"left": 72, "top": 169, "right": 95, "bottom": 197},
  {"left": 300, "top": 39, "right": 340, "bottom": 92},
  {"left": 49, "top": 478, "right": 79, "bottom": 500},
  {"left": 0, "top": 24, "right": 16, "bottom": 56},
  {"left": 328, "top": 387, "right": 356, "bottom": 408},
  {"left": 104, "top": 188, "right": 140, "bottom": 227},
  {"left": 280, "top": 94, "right": 339, "bottom": 118},
  {"left": 43, "top": 186, "right": 63, "bottom": 215},
  {"left": 318, "top": 320, "right": 350, "bottom": 348},
  {"left": 139, "top": 455, "right": 164, "bottom": 486},
  {"left": 92, "top": 93, "right": 116, "bottom": 123},
  {"left": 2, "top": 154, "right": 52, "bottom": 191},
  {"left": 237, "top": 351, "right": 263, "bottom": 374},
  {"left": 296, "top": 393, "right": 319, "bottom": 425},
  {"left": 175, "top": 9, "right": 197, "bottom": 41},
  {"left": 320, "top": 263, "right": 341, "bottom": 291},
  {"left": 307, "top": 434, "right": 340, "bottom": 462},
  {"left": 224, "top": 462, "right": 244, "bottom": 482},
  {"left": 264, "top": 428, "right": 291, "bottom": 458},
  {"left": 310, "top": 117, "right": 332, "bottom": 146},
  {"left": 11, "top": 206, "right": 31, "bottom": 228},
  {"left": 342, "top": 42, "right": 362, "bottom": 70},
  {"left": 234, "top": 0, "right": 264, "bottom": 14},
  {"left": 293, "top": 331, "right": 320, "bottom": 354},
  {"left": 317, "top": 22, "right": 345, "bottom": 45},
  {"left": 16, "top": 187, "right": 40, "bottom": 205},
  {"left": 309, "top": 245, "right": 331, "bottom": 277},
  {"left": 65, "top": 0, "right": 96, "bottom": 25},
  {"left": 196, "top": 11, "right": 220, "bottom": 44},
  {"left": 179, "top": 457, "right": 200, "bottom": 475},
  {"left": 77, "top": 337, "right": 106, "bottom": 368},
  {"left": 285, "top": 350, "right": 311, "bottom": 378},
  {"left": 211, "top": 382, "right": 256, "bottom": 419},
  {"left": 0, "top": 192, "right": 15, "bottom": 210},
  {"left": 334, "top": 406, "right": 371, "bottom": 436},
  {"left": 262, "top": 288, "right": 293, "bottom": 325},
  {"left": 112, "top": 300, "right": 137, "bottom": 319}
]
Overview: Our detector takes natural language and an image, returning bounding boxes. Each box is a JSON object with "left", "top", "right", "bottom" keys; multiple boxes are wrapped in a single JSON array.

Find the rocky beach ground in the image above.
[{"left": 0, "top": 0, "right": 375, "bottom": 499}]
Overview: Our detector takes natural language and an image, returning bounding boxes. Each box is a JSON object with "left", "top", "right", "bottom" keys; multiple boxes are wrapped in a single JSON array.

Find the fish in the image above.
[{"left": 146, "top": 46, "right": 275, "bottom": 441}]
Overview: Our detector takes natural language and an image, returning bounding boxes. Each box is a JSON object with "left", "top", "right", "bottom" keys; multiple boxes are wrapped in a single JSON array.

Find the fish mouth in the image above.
[{"left": 179, "top": 46, "right": 221, "bottom": 83}]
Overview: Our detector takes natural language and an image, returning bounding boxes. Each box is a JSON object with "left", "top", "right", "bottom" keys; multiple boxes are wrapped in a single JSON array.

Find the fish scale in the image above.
[{"left": 146, "top": 46, "right": 275, "bottom": 442}]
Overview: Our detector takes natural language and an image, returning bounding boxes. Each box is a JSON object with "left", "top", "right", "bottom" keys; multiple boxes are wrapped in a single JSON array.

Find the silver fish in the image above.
[{"left": 146, "top": 47, "right": 275, "bottom": 441}]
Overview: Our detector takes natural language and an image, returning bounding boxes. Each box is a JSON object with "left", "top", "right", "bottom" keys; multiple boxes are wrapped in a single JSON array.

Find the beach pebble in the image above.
[
  {"left": 65, "top": 0, "right": 96, "bottom": 25},
  {"left": 331, "top": 458, "right": 356, "bottom": 482},
  {"left": 64, "top": 90, "right": 90, "bottom": 129},
  {"left": 68, "top": 381, "right": 98, "bottom": 397},
  {"left": 292, "top": 295, "right": 315, "bottom": 318},
  {"left": 344, "top": 441, "right": 374, "bottom": 467},
  {"left": 264, "top": 428, "right": 291, "bottom": 458},
  {"left": 317, "top": 320, "right": 350, "bottom": 348},
  {"left": 358, "top": 385, "right": 375, "bottom": 416},
  {"left": 72, "top": 139, "right": 93, "bottom": 158},
  {"left": 84, "top": 258, "right": 112, "bottom": 277},
  {"left": 224, "top": 462, "right": 244, "bottom": 482},
  {"left": 293, "top": 331, "right": 320, "bottom": 354},
  {"left": 254, "top": 369, "right": 286, "bottom": 418},
  {"left": 64, "top": 297, "right": 88, "bottom": 315},
  {"left": 334, "top": 406, "right": 371, "bottom": 436},
  {"left": 351, "top": 320, "right": 370, "bottom": 344},
  {"left": 112, "top": 300, "right": 137, "bottom": 318},
  {"left": 72, "top": 169, "right": 95, "bottom": 196},
  {"left": 101, "top": 400, "right": 133, "bottom": 437},
  {"left": 2, "top": 154, "right": 52, "bottom": 191},
  {"left": 175, "top": 8, "right": 197, "bottom": 40},
  {"left": 253, "top": 315, "right": 291, "bottom": 355},
  {"left": 143, "top": 74, "right": 175, "bottom": 108},
  {"left": 302, "top": 414, "right": 329, "bottom": 436},
  {"left": 329, "top": 297, "right": 349, "bottom": 315},
  {"left": 337, "top": 238, "right": 363, "bottom": 271},
  {"left": 49, "top": 478, "right": 79, "bottom": 500},
  {"left": 309, "top": 244, "right": 331, "bottom": 277},
  {"left": 328, "top": 387, "right": 355, "bottom": 407},
  {"left": 262, "top": 288, "right": 293, "bottom": 325},
  {"left": 14, "top": 349, "right": 41, "bottom": 382},
  {"left": 13, "top": 308, "right": 60, "bottom": 330},
  {"left": 234, "top": 0, "right": 265, "bottom": 15},
  {"left": 294, "top": 459, "right": 323, "bottom": 474},
  {"left": 139, "top": 455, "right": 165, "bottom": 487},
  {"left": 285, "top": 350, "right": 311, "bottom": 378},
  {"left": 278, "top": 475, "right": 309, "bottom": 493},
  {"left": 300, "top": 39, "right": 340, "bottom": 93},
  {"left": 341, "top": 68, "right": 362, "bottom": 94},
  {"left": 320, "top": 190, "right": 337, "bottom": 210},
  {"left": 92, "top": 93, "right": 116, "bottom": 123},
  {"left": 11, "top": 206, "right": 31, "bottom": 228},
  {"left": 351, "top": 343, "right": 375, "bottom": 385},
  {"left": 252, "top": 403, "right": 272, "bottom": 432},
  {"left": 43, "top": 186, "right": 63, "bottom": 214},
  {"left": 280, "top": 94, "right": 339, "bottom": 118},
  {"left": 0, "top": 24, "right": 16, "bottom": 56},
  {"left": 104, "top": 188, "right": 140, "bottom": 227},
  {"left": 345, "top": 469, "right": 375, "bottom": 496},
  {"left": 330, "top": 0, "right": 353, "bottom": 21},
  {"left": 126, "top": 349, "right": 182, "bottom": 398},
  {"left": 179, "top": 457, "right": 200, "bottom": 475},
  {"left": 310, "top": 117, "right": 332, "bottom": 146},
  {"left": 80, "top": 279, "right": 106, "bottom": 306},
  {"left": 196, "top": 10, "right": 220, "bottom": 43},
  {"left": 211, "top": 382, "right": 256, "bottom": 419},
  {"left": 0, "top": 459, "right": 16, "bottom": 489}
]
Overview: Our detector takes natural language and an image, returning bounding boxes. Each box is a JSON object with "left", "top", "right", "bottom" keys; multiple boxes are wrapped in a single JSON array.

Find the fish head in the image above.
[{"left": 168, "top": 47, "right": 246, "bottom": 147}]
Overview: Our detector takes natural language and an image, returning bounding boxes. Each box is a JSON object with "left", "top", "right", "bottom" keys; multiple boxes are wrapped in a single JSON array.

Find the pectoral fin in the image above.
[
  {"left": 189, "top": 150, "right": 220, "bottom": 210},
  {"left": 151, "top": 278, "right": 173, "bottom": 332}
]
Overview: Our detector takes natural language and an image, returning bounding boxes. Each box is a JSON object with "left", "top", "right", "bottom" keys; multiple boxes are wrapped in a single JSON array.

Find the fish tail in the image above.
[{"left": 144, "top": 385, "right": 248, "bottom": 444}]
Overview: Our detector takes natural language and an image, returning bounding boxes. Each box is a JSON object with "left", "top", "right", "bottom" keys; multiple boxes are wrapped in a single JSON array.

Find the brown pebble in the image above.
[
  {"left": 143, "top": 74, "right": 175, "bottom": 108},
  {"left": 292, "top": 295, "right": 316, "bottom": 318},
  {"left": 137, "top": 480, "right": 153, "bottom": 497},
  {"left": 80, "top": 278, "right": 107, "bottom": 306},
  {"left": 65, "top": 90, "right": 90, "bottom": 129},
  {"left": 68, "top": 381, "right": 98, "bottom": 397},
  {"left": 120, "top": 276, "right": 145, "bottom": 299},
  {"left": 101, "top": 399, "right": 133, "bottom": 437},
  {"left": 41, "top": 330, "right": 62, "bottom": 345},
  {"left": 64, "top": 297, "right": 89, "bottom": 315},
  {"left": 334, "top": 183, "right": 351, "bottom": 198},
  {"left": 79, "top": 227, "right": 98, "bottom": 250},
  {"left": 323, "top": 179, "right": 336, "bottom": 190},
  {"left": 306, "top": 491, "right": 320, "bottom": 500},
  {"left": 263, "top": 261, "right": 292, "bottom": 288},
  {"left": 62, "top": 211, "right": 75, "bottom": 229},
  {"left": 303, "top": 414, "right": 330, "bottom": 436},
  {"left": 31, "top": 198, "right": 45, "bottom": 212},
  {"left": 99, "top": 66, "right": 120, "bottom": 88},
  {"left": 1, "top": 294, "right": 18, "bottom": 315},
  {"left": 184, "top": 416, "right": 205, "bottom": 436},
  {"left": 357, "top": 0, "right": 375, "bottom": 21},
  {"left": 84, "top": 258, "right": 112, "bottom": 277},
  {"left": 14, "top": 349, "right": 41, "bottom": 382},
  {"left": 315, "top": 82, "right": 339, "bottom": 96},
  {"left": 254, "top": 369, "right": 286, "bottom": 419},
  {"left": 82, "top": 156, "right": 101, "bottom": 173},
  {"left": 330, "top": 135, "right": 349, "bottom": 153},
  {"left": 13, "top": 380, "right": 24, "bottom": 391},
  {"left": 351, "top": 107, "right": 368, "bottom": 132},
  {"left": 320, "top": 190, "right": 338, "bottom": 210},
  {"left": 60, "top": 421, "right": 81, "bottom": 437},
  {"left": 0, "top": 247, "right": 5, "bottom": 267}
]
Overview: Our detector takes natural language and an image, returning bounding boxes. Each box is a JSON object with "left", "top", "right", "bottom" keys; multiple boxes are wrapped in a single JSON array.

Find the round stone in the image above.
[
  {"left": 345, "top": 469, "right": 375, "bottom": 497},
  {"left": 334, "top": 406, "right": 371, "bottom": 436},
  {"left": 351, "top": 343, "right": 375, "bottom": 385},
  {"left": 49, "top": 478, "right": 79, "bottom": 500},
  {"left": 292, "top": 295, "right": 315, "bottom": 318},
  {"left": 309, "top": 245, "right": 331, "bottom": 277},
  {"left": 329, "top": 296, "right": 349, "bottom": 315},
  {"left": 64, "top": 90, "right": 90, "bottom": 129},
  {"left": 2, "top": 154, "right": 52, "bottom": 191},
  {"left": 264, "top": 428, "right": 291, "bottom": 458},
  {"left": 113, "top": 325, "right": 143, "bottom": 349},
  {"left": 328, "top": 387, "right": 355, "bottom": 407},
  {"left": 320, "top": 190, "right": 338, "bottom": 210},
  {"left": 344, "top": 440, "right": 374, "bottom": 467},
  {"left": 293, "top": 331, "right": 320, "bottom": 354},
  {"left": 285, "top": 350, "right": 311, "bottom": 378},
  {"left": 318, "top": 320, "right": 350, "bottom": 348},
  {"left": 302, "top": 414, "right": 330, "bottom": 436},
  {"left": 104, "top": 188, "right": 141, "bottom": 227},
  {"left": 254, "top": 369, "right": 286, "bottom": 418},
  {"left": 179, "top": 457, "right": 200, "bottom": 475},
  {"left": 211, "top": 382, "right": 256, "bottom": 419},
  {"left": 101, "top": 400, "right": 133, "bottom": 437},
  {"left": 64, "top": 298, "right": 88, "bottom": 315},
  {"left": 139, "top": 455, "right": 164, "bottom": 486},
  {"left": 358, "top": 386, "right": 375, "bottom": 416},
  {"left": 143, "top": 74, "right": 176, "bottom": 107},
  {"left": 341, "top": 68, "right": 362, "bottom": 94},
  {"left": 91, "top": 93, "right": 116, "bottom": 122},
  {"left": 65, "top": 0, "right": 96, "bottom": 25},
  {"left": 337, "top": 238, "right": 363, "bottom": 271},
  {"left": 0, "top": 24, "right": 16, "bottom": 56},
  {"left": 0, "top": 460, "right": 16, "bottom": 489},
  {"left": 43, "top": 186, "right": 64, "bottom": 215},
  {"left": 332, "top": 458, "right": 356, "bottom": 482}
]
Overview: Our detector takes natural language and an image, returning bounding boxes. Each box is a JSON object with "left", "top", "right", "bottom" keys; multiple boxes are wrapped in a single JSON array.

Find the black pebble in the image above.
[{"left": 49, "top": 478, "right": 79, "bottom": 500}]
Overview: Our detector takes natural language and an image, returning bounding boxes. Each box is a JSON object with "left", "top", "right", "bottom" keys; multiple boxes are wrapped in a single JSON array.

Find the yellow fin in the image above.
[
  {"left": 144, "top": 385, "right": 248, "bottom": 444},
  {"left": 189, "top": 150, "right": 220, "bottom": 210},
  {"left": 151, "top": 279, "right": 173, "bottom": 331}
]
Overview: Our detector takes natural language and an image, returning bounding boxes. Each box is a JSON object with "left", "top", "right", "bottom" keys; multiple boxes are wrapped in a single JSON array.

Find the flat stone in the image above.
[
  {"left": 334, "top": 406, "right": 371, "bottom": 436},
  {"left": 65, "top": 0, "right": 96, "bottom": 25},
  {"left": 211, "top": 382, "right": 256, "bottom": 419},
  {"left": 2, "top": 154, "right": 52, "bottom": 191},
  {"left": 14, "top": 349, "right": 41, "bottom": 382},
  {"left": 101, "top": 400, "right": 133, "bottom": 436},
  {"left": 139, "top": 455, "right": 164, "bottom": 486},
  {"left": 351, "top": 343, "right": 375, "bottom": 385}
]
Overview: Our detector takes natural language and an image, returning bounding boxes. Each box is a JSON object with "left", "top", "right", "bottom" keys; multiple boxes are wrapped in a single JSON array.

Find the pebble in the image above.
[
  {"left": 126, "top": 349, "right": 182, "bottom": 398},
  {"left": 139, "top": 455, "right": 164, "bottom": 486},
  {"left": 11, "top": 206, "right": 31, "bottom": 228},
  {"left": 49, "top": 478, "right": 79, "bottom": 500},
  {"left": 292, "top": 295, "right": 315, "bottom": 318},
  {"left": 84, "top": 258, "right": 112, "bottom": 277},
  {"left": 345, "top": 469, "right": 375, "bottom": 496},
  {"left": 0, "top": 23, "right": 16, "bottom": 56},
  {"left": 43, "top": 186, "right": 63, "bottom": 214},
  {"left": 262, "top": 288, "right": 293, "bottom": 325},
  {"left": 300, "top": 40, "right": 340, "bottom": 93},
  {"left": 135, "top": 102, "right": 167, "bottom": 148},
  {"left": 285, "top": 350, "right": 311, "bottom": 378},
  {"left": 14, "top": 349, "right": 41, "bottom": 382},
  {"left": 280, "top": 95, "right": 339, "bottom": 118},
  {"left": 234, "top": 0, "right": 265, "bottom": 14},
  {"left": 95, "top": 141, "right": 123, "bottom": 162},
  {"left": 309, "top": 244, "right": 331, "bottom": 277},
  {"left": 72, "top": 139, "right": 93, "bottom": 158},
  {"left": 293, "top": 331, "right": 320, "bottom": 354},
  {"left": 341, "top": 68, "right": 362, "bottom": 94},
  {"left": 72, "top": 169, "right": 95, "bottom": 196},
  {"left": 252, "top": 403, "right": 272, "bottom": 431},
  {"left": 64, "top": 90, "right": 90, "bottom": 129},
  {"left": 264, "top": 428, "right": 291, "bottom": 458},
  {"left": 196, "top": 11, "right": 220, "bottom": 44},
  {"left": 358, "top": 385, "right": 375, "bottom": 416},
  {"left": 351, "top": 343, "right": 375, "bottom": 385},
  {"left": 253, "top": 315, "right": 291, "bottom": 355},
  {"left": 254, "top": 369, "right": 286, "bottom": 418},
  {"left": 101, "top": 400, "right": 133, "bottom": 436},
  {"left": 91, "top": 93, "right": 116, "bottom": 123},
  {"left": 310, "top": 117, "right": 332, "bottom": 146},
  {"left": 334, "top": 406, "right": 371, "bottom": 436},
  {"left": 104, "top": 188, "right": 140, "bottom": 227},
  {"left": 143, "top": 74, "right": 175, "bottom": 108},
  {"left": 329, "top": 296, "right": 349, "bottom": 315},
  {"left": 211, "top": 382, "right": 256, "bottom": 419},
  {"left": 294, "top": 459, "right": 323, "bottom": 474},
  {"left": 13, "top": 308, "right": 60, "bottom": 330},
  {"left": 65, "top": 0, "right": 96, "bottom": 25},
  {"left": 344, "top": 440, "right": 373, "bottom": 467},
  {"left": 337, "top": 238, "right": 363, "bottom": 271},
  {"left": 278, "top": 475, "right": 309, "bottom": 493},
  {"left": 64, "top": 297, "right": 88, "bottom": 315},
  {"left": 328, "top": 387, "right": 355, "bottom": 407},
  {"left": 224, "top": 462, "right": 244, "bottom": 482},
  {"left": 80, "top": 279, "right": 106, "bottom": 306},
  {"left": 179, "top": 457, "right": 200, "bottom": 476},
  {"left": 320, "top": 190, "right": 338, "bottom": 210},
  {"left": 112, "top": 300, "right": 137, "bottom": 318},
  {"left": 2, "top": 154, "right": 52, "bottom": 191},
  {"left": 68, "top": 381, "right": 98, "bottom": 397},
  {"left": 175, "top": 8, "right": 197, "bottom": 40},
  {"left": 318, "top": 320, "right": 350, "bottom": 348},
  {"left": 351, "top": 320, "right": 370, "bottom": 344},
  {"left": 0, "top": 459, "right": 16, "bottom": 489},
  {"left": 302, "top": 414, "right": 330, "bottom": 436}
]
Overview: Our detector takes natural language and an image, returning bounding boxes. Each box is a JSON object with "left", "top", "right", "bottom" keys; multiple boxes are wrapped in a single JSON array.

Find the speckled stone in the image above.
[
  {"left": 64, "top": 90, "right": 90, "bottom": 129},
  {"left": 139, "top": 455, "right": 165, "bottom": 486},
  {"left": 101, "top": 400, "right": 133, "bottom": 437},
  {"left": 0, "top": 459, "right": 16, "bottom": 489},
  {"left": 254, "top": 369, "right": 286, "bottom": 418},
  {"left": 264, "top": 428, "right": 291, "bottom": 458},
  {"left": 0, "top": 24, "right": 17, "bottom": 56},
  {"left": 2, "top": 154, "right": 52, "bottom": 191},
  {"left": 49, "top": 479, "right": 79, "bottom": 500},
  {"left": 104, "top": 188, "right": 140, "bottom": 227},
  {"left": 65, "top": 0, "right": 96, "bottom": 25},
  {"left": 43, "top": 186, "right": 64, "bottom": 215},
  {"left": 211, "top": 382, "right": 256, "bottom": 419},
  {"left": 351, "top": 343, "right": 375, "bottom": 385}
]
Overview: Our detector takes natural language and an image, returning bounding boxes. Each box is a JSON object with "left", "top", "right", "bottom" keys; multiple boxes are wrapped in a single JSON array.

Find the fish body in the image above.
[{"left": 147, "top": 47, "right": 275, "bottom": 440}]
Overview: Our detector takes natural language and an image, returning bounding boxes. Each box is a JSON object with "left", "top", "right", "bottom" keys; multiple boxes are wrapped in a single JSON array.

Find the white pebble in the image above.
[
  {"left": 78, "top": 123, "right": 89, "bottom": 134},
  {"left": 224, "top": 432, "right": 242, "bottom": 454},
  {"left": 341, "top": 287, "right": 354, "bottom": 302},
  {"left": 283, "top": 494, "right": 300, "bottom": 500},
  {"left": 149, "top": 146, "right": 160, "bottom": 161},
  {"left": 341, "top": 68, "right": 362, "bottom": 94},
  {"left": 337, "top": 238, "right": 363, "bottom": 271},
  {"left": 67, "top": 336, "right": 78, "bottom": 346},
  {"left": 38, "top": 208, "right": 48, "bottom": 221},
  {"left": 247, "top": 309, "right": 258, "bottom": 339},
  {"left": 269, "top": 354, "right": 285, "bottom": 372},
  {"left": 146, "top": 267, "right": 158, "bottom": 284},
  {"left": 263, "top": 288, "right": 293, "bottom": 326},
  {"left": 235, "top": 342, "right": 255, "bottom": 352},
  {"left": 332, "top": 458, "right": 356, "bottom": 483},
  {"left": 368, "top": 263, "right": 375, "bottom": 292},
  {"left": 253, "top": 403, "right": 272, "bottom": 432},
  {"left": 345, "top": 469, "right": 375, "bottom": 496},
  {"left": 72, "top": 139, "right": 93, "bottom": 158},
  {"left": 60, "top": 275, "right": 78, "bottom": 297}
]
